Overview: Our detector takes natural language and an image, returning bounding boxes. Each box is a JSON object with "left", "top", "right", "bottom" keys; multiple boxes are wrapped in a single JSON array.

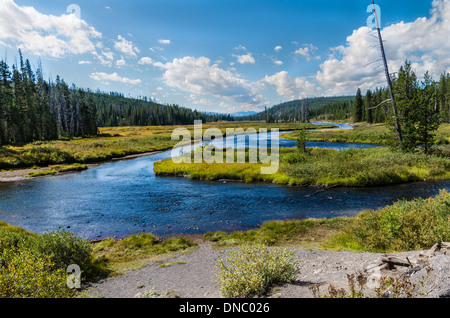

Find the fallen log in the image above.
[{"left": 381, "top": 256, "right": 412, "bottom": 268}]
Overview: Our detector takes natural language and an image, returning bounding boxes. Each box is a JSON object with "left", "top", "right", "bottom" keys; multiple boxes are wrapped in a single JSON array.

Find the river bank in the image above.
[{"left": 85, "top": 238, "right": 449, "bottom": 299}]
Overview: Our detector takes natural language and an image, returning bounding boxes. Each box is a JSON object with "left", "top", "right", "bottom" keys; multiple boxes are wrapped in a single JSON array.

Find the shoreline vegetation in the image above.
[
  {"left": 2, "top": 122, "right": 448, "bottom": 186},
  {"left": 154, "top": 122, "right": 450, "bottom": 187},
  {"left": 1, "top": 189, "right": 449, "bottom": 298},
  {"left": 0, "top": 122, "right": 335, "bottom": 180}
]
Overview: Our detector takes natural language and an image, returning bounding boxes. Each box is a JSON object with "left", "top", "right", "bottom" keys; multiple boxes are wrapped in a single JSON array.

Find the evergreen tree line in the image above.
[
  {"left": 0, "top": 52, "right": 235, "bottom": 146},
  {"left": 352, "top": 66, "right": 449, "bottom": 126},
  {"left": 239, "top": 96, "right": 355, "bottom": 123},
  {"left": 0, "top": 52, "right": 97, "bottom": 146},
  {"left": 352, "top": 61, "right": 449, "bottom": 153},
  {"left": 94, "top": 94, "right": 233, "bottom": 127}
]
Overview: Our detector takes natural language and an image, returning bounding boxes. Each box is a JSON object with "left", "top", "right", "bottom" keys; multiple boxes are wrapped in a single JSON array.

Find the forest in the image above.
[
  {"left": 0, "top": 52, "right": 233, "bottom": 146},
  {"left": 94, "top": 93, "right": 232, "bottom": 127},
  {"left": 1, "top": 51, "right": 449, "bottom": 150},
  {"left": 0, "top": 51, "right": 97, "bottom": 145}
]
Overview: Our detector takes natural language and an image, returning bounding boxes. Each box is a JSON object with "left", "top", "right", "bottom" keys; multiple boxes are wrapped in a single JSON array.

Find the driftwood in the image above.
[
  {"left": 381, "top": 256, "right": 411, "bottom": 268},
  {"left": 364, "top": 242, "right": 449, "bottom": 274}
]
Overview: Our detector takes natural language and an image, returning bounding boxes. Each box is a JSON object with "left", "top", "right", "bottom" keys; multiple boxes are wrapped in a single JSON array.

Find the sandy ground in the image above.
[{"left": 84, "top": 240, "right": 426, "bottom": 299}]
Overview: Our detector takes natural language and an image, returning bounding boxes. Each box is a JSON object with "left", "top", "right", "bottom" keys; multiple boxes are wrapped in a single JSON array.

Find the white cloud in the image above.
[
  {"left": 158, "top": 39, "right": 171, "bottom": 45},
  {"left": 138, "top": 57, "right": 154, "bottom": 65},
  {"left": 274, "top": 60, "right": 284, "bottom": 66},
  {"left": 233, "top": 52, "right": 256, "bottom": 64},
  {"left": 93, "top": 50, "right": 114, "bottom": 67},
  {"left": 233, "top": 45, "right": 247, "bottom": 51},
  {"left": 116, "top": 57, "right": 126, "bottom": 67},
  {"left": 90, "top": 72, "right": 142, "bottom": 85},
  {"left": 0, "top": 0, "right": 102, "bottom": 58},
  {"left": 114, "top": 35, "right": 140, "bottom": 58},
  {"left": 263, "top": 71, "right": 320, "bottom": 100},
  {"left": 316, "top": 0, "right": 450, "bottom": 95},
  {"left": 153, "top": 56, "right": 265, "bottom": 107},
  {"left": 274, "top": 46, "right": 283, "bottom": 52},
  {"left": 78, "top": 60, "right": 91, "bottom": 65},
  {"left": 294, "top": 44, "right": 319, "bottom": 61}
]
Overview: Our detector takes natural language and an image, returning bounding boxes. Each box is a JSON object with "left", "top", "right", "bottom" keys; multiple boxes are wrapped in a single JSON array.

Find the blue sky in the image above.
[{"left": 1, "top": 0, "right": 448, "bottom": 113}]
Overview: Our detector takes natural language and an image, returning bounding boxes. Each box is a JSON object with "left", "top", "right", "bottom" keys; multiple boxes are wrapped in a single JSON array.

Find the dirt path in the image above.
[{"left": 84, "top": 241, "right": 425, "bottom": 299}]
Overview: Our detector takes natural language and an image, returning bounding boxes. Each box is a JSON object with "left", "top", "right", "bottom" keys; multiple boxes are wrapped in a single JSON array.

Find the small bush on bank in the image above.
[
  {"left": 215, "top": 243, "right": 300, "bottom": 298},
  {"left": 26, "top": 229, "right": 95, "bottom": 278},
  {"left": 0, "top": 249, "right": 76, "bottom": 298}
]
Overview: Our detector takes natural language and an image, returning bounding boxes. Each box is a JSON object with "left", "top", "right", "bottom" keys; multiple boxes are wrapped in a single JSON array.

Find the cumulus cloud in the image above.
[
  {"left": 114, "top": 35, "right": 140, "bottom": 57},
  {"left": 294, "top": 44, "right": 319, "bottom": 61},
  {"left": 138, "top": 57, "right": 158, "bottom": 66},
  {"left": 316, "top": 0, "right": 450, "bottom": 95},
  {"left": 116, "top": 57, "right": 126, "bottom": 67},
  {"left": 274, "top": 46, "right": 283, "bottom": 52},
  {"left": 153, "top": 56, "right": 265, "bottom": 107},
  {"left": 0, "top": 0, "right": 102, "bottom": 58},
  {"left": 263, "top": 71, "right": 321, "bottom": 100},
  {"left": 90, "top": 72, "right": 142, "bottom": 85},
  {"left": 233, "top": 52, "right": 256, "bottom": 65},
  {"left": 158, "top": 39, "right": 171, "bottom": 45},
  {"left": 92, "top": 50, "right": 114, "bottom": 67}
]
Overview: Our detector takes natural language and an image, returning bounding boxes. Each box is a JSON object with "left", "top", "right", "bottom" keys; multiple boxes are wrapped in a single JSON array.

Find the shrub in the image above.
[
  {"left": 0, "top": 249, "right": 76, "bottom": 298},
  {"left": 330, "top": 190, "right": 450, "bottom": 252},
  {"left": 25, "top": 229, "right": 94, "bottom": 279},
  {"left": 215, "top": 243, "right": 300, "bottom": 298}
]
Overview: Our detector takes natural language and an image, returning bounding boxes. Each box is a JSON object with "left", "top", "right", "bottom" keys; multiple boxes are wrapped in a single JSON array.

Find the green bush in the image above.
[
  {"left": 215, "top": 243, "right": 300, "bottom": 298},
  {"left": 330, "top": 190, "right": 450, "bottom": 252},
  {"left": 25, "top": 229, "right": 94, "bottom": 279},
  {"left": 0, "top": 249, "right": 76, "bottom": 298}
]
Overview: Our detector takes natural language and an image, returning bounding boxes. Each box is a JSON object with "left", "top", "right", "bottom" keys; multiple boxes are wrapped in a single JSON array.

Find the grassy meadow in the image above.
[
  {"left": 155, "top": 146, "right": 450, "bottom": 187},
  {"left": 283, "top": 123, "right": 450, "bottom": 146},
  {"left": 0, "top": 122, "right": 332, "bottom": 170}
]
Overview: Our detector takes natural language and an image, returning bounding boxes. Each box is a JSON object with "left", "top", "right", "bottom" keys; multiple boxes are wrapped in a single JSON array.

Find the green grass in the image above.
[
  {"left": 0, "top": 122, "right": 333, "bottom": 170},
  {"left": 324, "top": 189, "right": 450, "bottom": 252},
  {"left": 205, "top": 190, "right": 450, "bottom": 254},
  {"left": 283, "top": 123, "right": 450, "bottom": 146},
  {"left": 92, "top": 233, "right": 197, "bottom": 273},
  {"left": 155, "top": 147, "right": 450, "bottom": 187},
  {"left": 204, "top": 217, "right": 353, "bottom": 249},
  {"left": 28, "top": 163, "right": 88, "bottom": 177}
]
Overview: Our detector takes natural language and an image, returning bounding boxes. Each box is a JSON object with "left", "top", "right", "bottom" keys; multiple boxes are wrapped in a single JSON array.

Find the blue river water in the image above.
[{"left": 0, "top": 123, "right": 448, "bottom": 240}]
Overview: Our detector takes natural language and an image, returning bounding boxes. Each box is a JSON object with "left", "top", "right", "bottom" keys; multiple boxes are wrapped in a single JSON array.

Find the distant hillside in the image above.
[
  {"left": 238, "top": 96, "right": 355, "bottom": 122},
  {"left": 94, "top": 93, "right": 233, "bottom": 127}
]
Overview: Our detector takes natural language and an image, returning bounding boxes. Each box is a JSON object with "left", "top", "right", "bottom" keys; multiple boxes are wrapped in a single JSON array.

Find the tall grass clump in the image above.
[
  {"left": 327, "top": 190, "right": 450, "bottom": 252},
  {"left": 215, "top": 243, "right": 300, "bottom": 298}
]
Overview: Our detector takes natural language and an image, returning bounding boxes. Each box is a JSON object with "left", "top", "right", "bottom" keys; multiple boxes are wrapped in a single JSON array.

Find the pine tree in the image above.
[
  {"left": 415, "top": 72, "right": 440, "bottom": 154},
  {"left": 353, "top": 88, "right": 363, "bottom": 122},
  {"left": 365, "top": 90, "right": 374, "bottom": 124}
]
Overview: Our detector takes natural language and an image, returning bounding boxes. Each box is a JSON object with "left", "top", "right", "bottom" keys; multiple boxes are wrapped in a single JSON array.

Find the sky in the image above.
[{"left": 0, "top": 0, "right": 449, "bottom": 114}]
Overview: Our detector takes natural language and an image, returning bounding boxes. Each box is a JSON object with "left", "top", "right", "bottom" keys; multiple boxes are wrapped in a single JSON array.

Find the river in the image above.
[{"left": 0, "top": 123, "right": 448, "bottom": 240}]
